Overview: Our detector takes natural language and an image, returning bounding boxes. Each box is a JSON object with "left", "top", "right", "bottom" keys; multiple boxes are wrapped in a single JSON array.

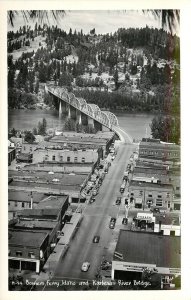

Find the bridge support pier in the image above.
[
  {"left": 68, "top": 106, "right": 71, "bottom": 119},
  {"left": 88, "top": 117, "right": 94, "bottom": 128},
  {"left": 76, "top": 111, "right": 82, "bottom": 125}
]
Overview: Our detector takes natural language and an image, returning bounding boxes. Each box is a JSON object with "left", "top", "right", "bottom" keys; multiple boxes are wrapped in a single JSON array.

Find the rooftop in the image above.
[
  {"left": 134, "top": 167, "right": 169, "bottom": 176},
  {"left": 114, "top": 230, "right": 180, "bottom": 268},
  {"left": 140, "top": 141, "right": 180, "bottom": 151},
  {"left": 50, "top": 131, "right": 114, "bottom": 145},
  {"left": 12, "top": 219, "right": 57, "bottom": 229},
  {"left": 8, "top": 169, "right": 87, "bottom": 191},
  {"left": 136, "top": 161, "right": 168, "bottom": 170},
  {"left": 155, "top": 214, "right": 180, "bottom": 226},
  {"left": 9, "top": 229, "right": 48, "bottom": 247},
  {"left": 8, "top": 190, "right": 46, "bottom": 203},
  {"left": 129, "top": 180, "right": 173, "bottom": 190}
]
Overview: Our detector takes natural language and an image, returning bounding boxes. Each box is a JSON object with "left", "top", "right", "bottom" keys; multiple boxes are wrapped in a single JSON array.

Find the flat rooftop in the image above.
[
  {"left": 23, "top": 162, "right": 93, "bottom": 172},
  {"left": 114, "top": 230, "right": 180, "bottom": 268},
  {"left": 134, "top": 167, "right": 169, "bottom": 176},
  {"left": 136, "top": 161, "right": 168, "bottom": 170},
  {"left": 50, "top": 131, "right": 114, "bottom": 145},
  {"left": 12, "top": 219, "right": 57, "bottom": 229},
  {"left": 130, "top": 180, "right": 173, "bottom": 190},
  {"left": 155, "top": 214, "right": 180, "bottom": 225},
  {"left": 9, "top": 229, "right": 48, "bottom": 247},
  {"left": 140, "top": 142, "right": 180, "bottom": 151},
  {"left": 8, "top": 169, "right": 87, "bottom": 191},
  {"left": 8, "top": 190, "right": 46, "bottom": 203}
]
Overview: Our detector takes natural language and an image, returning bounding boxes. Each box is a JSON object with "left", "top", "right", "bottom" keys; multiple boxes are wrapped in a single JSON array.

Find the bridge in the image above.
[{"left": 45, "top": 85, "right": 133, "bottom": 143}]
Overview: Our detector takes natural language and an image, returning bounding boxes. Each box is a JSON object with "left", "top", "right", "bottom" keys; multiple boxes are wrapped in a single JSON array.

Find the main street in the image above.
[{"left": 52, "top": 140, "right": 136, "bottom": 283}]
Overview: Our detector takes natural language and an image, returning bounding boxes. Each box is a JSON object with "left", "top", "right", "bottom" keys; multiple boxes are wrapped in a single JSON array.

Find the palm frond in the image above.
[{"left": 8, "top": 10, "right": 66, "bottom": 27}]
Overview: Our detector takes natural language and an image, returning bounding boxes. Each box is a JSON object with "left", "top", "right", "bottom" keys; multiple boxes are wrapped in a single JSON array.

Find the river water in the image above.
[{"left": 8, "top": 109, "right": 155, "bottom": 140}]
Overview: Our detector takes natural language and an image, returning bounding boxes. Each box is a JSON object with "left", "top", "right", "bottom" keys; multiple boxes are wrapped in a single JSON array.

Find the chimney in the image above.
[{"left": 30, "top": 192, "right": 33, "bottom": 209}]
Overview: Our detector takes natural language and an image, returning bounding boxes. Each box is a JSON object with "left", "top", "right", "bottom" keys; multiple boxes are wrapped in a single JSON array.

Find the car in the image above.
[
  {"left": 150, "top": 208, "right": 160, "bottom": 213},
  {"left": 140, "top": 222, "right": 146, "bottom": 230},
  {"left": 122, "top": 218, "right": 128, "bottom": 225},
  {"left": 116, "top": 196, "right": 122, "bottom": 205},
  {"left": 109, "top": 217, "right": 116, "bottom": 229},
  {"left": 110, "top": 217, "right": 116, "bottom": 223},
  {"left": 81, "top": 262, "right": 90, "bottom": 272},
  {"left": 89, "top": 196, "right": 96, "bottom": 204},
  {"left": 116, "top": 199, "right": 121, "bottom": 205},
  {"left": 109, "top": 222, "right": 115, "bottom": 229},
  {"left": 92, "top": 189, "right": 98, "bottom": 196},
  {"left": 93, "top": 235, "right": 100, "bottom": 243}
]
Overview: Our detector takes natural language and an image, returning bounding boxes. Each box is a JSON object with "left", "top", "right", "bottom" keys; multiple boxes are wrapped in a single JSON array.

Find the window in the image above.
[
  {"left": 167, "top": 192, "right": 170, "bottom": 198},
  {"left": 139, "top": 191, "right": 143, "bottom": 196},
  {"left": 74, "top": 157, "right": 78, "bottom": 163},
  {"left": 67, "top": 156, "right": 70, "bottom": 162},
  {"left": 15, "top": 201, "right": 17, "bottom": 207},
  {"left": 156, "top": 199, "right": 163, "bottom": 206},
  {"left": 176, "top": 187, "right": 180, "bottom": 191},
  {"left": 8, "top": 202, "right": 10, "bottom": 206},
  {"left": 148, "top": 194, "right": 152, "bottom": 197},
  {"left": 22, "top": 202, "right": 25, "bottom": 208},
  {"left": 45, "top": 155, "right": 49, "bottom": 161},
  {"left": 82, "top": 157, "right": 85, "bottom": 163},
  {"left": 60, "top": 156, "right": 63, "bottom": 161},
  {"left": 158, "top": 195, "right": 162, "bottom": 198},
  {"left": 52, "top": 155, "right": 55, "bottom": 161},
  {"left": 168, "top": 202, "right": 171, "bottom": 208},
  {"left": 131, "top": 192, "right": 134, "bottom": 196},
  {"left": 16, "top": 251, "right": 22, "bottom": 257},
  {"left": 28, "top": 252, "right": 35, "bottom": 258}
]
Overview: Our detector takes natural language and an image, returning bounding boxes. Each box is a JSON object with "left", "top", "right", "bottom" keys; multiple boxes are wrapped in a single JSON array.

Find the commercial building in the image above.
[
  {"left": 8, "top": 147, "right": 16, "bottom": 166},
  {"left": 8, "top": 190, "right": 46, "bottom": 220},
  {"left": 139, "top": 139, "right": 180, "bottom": 165},
  {"left": 112, "top": 230, "right": 180, "bottom": 283},
  {"left": 154, "top": 214, "right": 181, "bottom": 236},
  {"left": 129, "top": 180, "right": 174, "bottom": 210},
  {"left": 8, "top": 169, "right": 88, "bottom": 203},
  {"left": 9, "top": 195, "right": 69, "bottom": 273}
]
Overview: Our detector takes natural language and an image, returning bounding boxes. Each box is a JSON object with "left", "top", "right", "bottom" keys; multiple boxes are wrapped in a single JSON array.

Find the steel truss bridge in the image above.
[{"left": 46, "top": 85, "right": 133, "bottom": 143}]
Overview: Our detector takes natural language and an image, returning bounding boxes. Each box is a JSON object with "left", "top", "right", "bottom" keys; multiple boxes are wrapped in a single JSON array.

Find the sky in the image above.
[{"left": 8, "top": 10, "right": 163, "bottom": 34}]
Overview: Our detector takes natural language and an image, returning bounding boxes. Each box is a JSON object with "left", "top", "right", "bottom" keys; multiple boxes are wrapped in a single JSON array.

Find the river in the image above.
[{"left": 8, "top": 109, "right": 155, "bottom": 140}]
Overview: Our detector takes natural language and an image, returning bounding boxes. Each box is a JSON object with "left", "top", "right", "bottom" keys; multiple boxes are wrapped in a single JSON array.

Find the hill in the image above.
[{"left": 8, "top": 24, "right": 180, "bottom": 114}]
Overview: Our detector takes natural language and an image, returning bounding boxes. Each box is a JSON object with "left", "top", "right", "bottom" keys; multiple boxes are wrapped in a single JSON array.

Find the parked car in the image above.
[
  {"left": 81, "top": 262, "right": 90, "bottom": 272},
  {"left": 93, "top": 236, "right": 100, "bottom": 243},
  {"left": 122, "top": 218, "right": 128, "bottom": 225},
  {"left": 116, "top": 199, "right": 121, "bottom": 205},
  {"left": 109, "top": 217, "right": 116, "bottom": 229},
  {"left": 89, "top": 196, "right": 96, "bottom": 204},
  {"left": 116, "top": 196, "right": 121, "bottom": 205},
  {"left": 150, "top": 208, "right": 160, "bottom": 213},
  {"left": 92, "top": 189, "right": 98, "bottom": 196}
]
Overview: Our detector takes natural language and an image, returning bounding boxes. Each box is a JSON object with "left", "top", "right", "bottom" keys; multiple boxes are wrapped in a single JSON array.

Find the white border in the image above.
[{"left": 1, "top": 1, "right": 191, "bottom": 300}]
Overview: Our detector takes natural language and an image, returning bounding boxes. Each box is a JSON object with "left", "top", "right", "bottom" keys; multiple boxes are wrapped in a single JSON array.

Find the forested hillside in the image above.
[{"left": 8, "top": 24, "right": 180, "bottom": 115}]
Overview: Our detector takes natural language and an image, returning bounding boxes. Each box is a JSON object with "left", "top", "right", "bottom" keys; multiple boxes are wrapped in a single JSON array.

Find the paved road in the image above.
[{"left": 53, "top": 141, "right": 136, "bottom": 282}]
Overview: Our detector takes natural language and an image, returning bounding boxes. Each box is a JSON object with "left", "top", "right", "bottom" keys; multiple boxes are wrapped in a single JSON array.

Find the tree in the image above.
[
  {"left": 32, "top": 127, "right": 38, "bottom": 135},
  {"left": 113, "top": 68, "right": 119, "bottom": 89},
  {"left": 24, "top": 131, "right": 36, "bottom": 143},
  {"left": 150, "top": 115, "right": 180, "bottom": 144},
  {"left": 37, "top": 118, "right": 47, "bottom": 135}
]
